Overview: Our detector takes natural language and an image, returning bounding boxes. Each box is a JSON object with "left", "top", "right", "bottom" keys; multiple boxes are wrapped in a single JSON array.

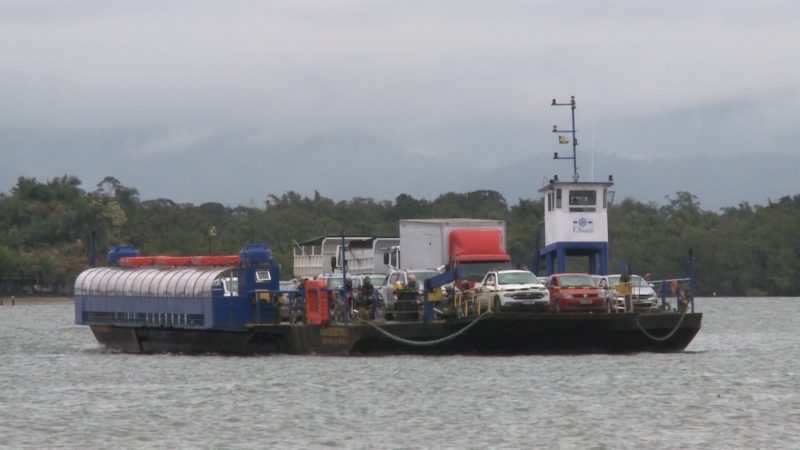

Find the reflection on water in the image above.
[{"left": 1, "top": 298, "right": 799, "bottom": 448}]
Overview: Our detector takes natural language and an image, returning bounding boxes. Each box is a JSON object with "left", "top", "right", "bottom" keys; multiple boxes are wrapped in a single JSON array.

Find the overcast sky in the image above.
[{"left": 2, "top": 1, "right": 799, "bottom": 201}]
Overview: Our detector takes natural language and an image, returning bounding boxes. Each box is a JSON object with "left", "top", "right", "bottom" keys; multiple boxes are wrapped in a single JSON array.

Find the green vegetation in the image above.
[{"left": 1, "top": 176, "right": 798, "bottom": 296}]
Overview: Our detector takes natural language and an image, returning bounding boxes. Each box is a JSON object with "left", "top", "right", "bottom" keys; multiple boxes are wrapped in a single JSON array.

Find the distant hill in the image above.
[{"left": 1, "top": 128, "right": 797, "bottom": 211}]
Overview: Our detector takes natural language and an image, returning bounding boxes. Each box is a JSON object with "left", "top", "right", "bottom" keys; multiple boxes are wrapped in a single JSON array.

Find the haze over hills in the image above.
[
  {"left": 4, "top": 1, "right": 800, "bottom": 222},
  {"left": 1, "top": 129, "right": 797, "bottom": 211},
  {"left": 485, "top": 151, "right": 800, "bottom": 210}
]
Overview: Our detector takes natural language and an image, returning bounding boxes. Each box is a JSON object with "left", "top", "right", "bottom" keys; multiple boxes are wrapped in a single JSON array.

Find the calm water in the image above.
[{"left": 1, "top": 298, "right": 798, "bottom": 449}]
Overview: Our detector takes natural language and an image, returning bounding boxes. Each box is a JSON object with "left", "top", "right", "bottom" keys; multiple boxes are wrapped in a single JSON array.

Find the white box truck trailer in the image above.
[{"left": 398, "top": 218, "right": 510, "bottom": 283}]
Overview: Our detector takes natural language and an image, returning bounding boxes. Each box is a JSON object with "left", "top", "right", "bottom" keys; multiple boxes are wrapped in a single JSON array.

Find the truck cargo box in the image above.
[{"left": 398, "top": 219, "right": 507, "bottom": 271}]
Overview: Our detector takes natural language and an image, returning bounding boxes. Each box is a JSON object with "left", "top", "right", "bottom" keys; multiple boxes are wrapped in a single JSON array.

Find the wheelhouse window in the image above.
[
  {"left": 568, "top": 190, "right": 597, "bottom": 212},
  {"left": 546, "top": 189, "right": 563, "bottom": 211}
]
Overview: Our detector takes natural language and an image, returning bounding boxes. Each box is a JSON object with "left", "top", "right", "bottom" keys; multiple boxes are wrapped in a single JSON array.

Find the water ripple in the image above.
[{"left": 0, "top": 299, "right": 798, "bottom": 448}]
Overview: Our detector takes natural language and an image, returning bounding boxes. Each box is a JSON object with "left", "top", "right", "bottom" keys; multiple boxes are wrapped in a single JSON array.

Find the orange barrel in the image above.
[{"left": 305, "top": 279, "right": 329, "bottom": 325}]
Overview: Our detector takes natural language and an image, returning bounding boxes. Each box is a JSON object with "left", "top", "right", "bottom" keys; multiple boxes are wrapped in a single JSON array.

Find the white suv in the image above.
[{"left": 477, "top": 270, "right": 549, "bottom": 312}]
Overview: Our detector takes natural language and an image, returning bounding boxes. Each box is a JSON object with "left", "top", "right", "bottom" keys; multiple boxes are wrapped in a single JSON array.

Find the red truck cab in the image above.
[{"left": 448, "top": 229, "right": 512, "bottom": 287}]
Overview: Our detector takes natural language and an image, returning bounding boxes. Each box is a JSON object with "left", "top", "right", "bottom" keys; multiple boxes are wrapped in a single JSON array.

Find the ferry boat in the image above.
[
  {"left": 74, "top": 201, "right": 702, "bottom": 356},
  {"left": 74, "top": 96, "right": 702, "bottom": 355}
]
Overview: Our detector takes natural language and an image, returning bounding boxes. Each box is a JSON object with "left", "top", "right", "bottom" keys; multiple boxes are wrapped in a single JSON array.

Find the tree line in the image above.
[{"left": 1, "top": 175, "right": 798, "bottom": 297}]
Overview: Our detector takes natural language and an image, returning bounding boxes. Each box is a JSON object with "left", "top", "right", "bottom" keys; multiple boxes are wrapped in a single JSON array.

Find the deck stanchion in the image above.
[
  {"left": 423, "top": 292, "right": 433, "bottom": 323},
  {"left": 688, "top": 248, "right": 695, "bottom": 313}
]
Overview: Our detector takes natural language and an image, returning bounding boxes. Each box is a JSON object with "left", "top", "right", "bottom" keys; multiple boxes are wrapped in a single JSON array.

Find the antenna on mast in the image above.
[{"left": 551, "top": 95, "right": 579, "bottom": 181}]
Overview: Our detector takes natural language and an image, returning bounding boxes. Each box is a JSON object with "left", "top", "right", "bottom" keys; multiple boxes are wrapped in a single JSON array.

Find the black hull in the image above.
[{"left": 90, "top": 312, "right": 702, "bottom": 356}]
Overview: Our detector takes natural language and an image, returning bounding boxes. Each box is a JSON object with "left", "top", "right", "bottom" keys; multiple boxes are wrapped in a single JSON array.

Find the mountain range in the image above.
[{"left": 2, "top": 129, "right": 797, "bottom": 211}]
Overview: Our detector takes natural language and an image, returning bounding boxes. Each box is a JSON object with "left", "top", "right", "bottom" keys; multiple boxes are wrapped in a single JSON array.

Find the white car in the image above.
[{"left": 477, "top": 270, "right": 550, "bottom": 312}]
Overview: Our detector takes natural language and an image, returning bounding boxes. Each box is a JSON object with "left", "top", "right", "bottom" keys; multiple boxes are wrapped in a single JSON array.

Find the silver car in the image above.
[
  {"left": 378, "top": 269, "right": 439, "bottom": 316},
  {"left": 595, "top": 274, "right": 660, "bottom": 312}
]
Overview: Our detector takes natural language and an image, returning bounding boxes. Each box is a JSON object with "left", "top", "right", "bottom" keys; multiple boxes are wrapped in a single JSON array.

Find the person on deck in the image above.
[
  {"left": 406, "top": 273, "right": 417, "bottom": 289},
  {"left": 359, "top": 277, "right": 374, "bottom": 307}
]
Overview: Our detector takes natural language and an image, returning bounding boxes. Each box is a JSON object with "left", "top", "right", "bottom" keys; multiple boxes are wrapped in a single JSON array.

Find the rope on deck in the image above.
[
  {"left": 358, "top": 312, "right": 492, "bottom": 347},
  {"left": 635, "top": 309, "right": 688, "bottom": 342}
]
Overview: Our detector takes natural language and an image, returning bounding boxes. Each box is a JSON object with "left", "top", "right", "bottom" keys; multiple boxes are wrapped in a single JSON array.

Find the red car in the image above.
[{"left": 545, "top": 273, "right": 607, "bottom": 313}]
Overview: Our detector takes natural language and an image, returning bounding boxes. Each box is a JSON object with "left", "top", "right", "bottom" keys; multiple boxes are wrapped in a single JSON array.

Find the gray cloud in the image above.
[{"left": 2, "top": 1, "right": 799, "bottom": 202}]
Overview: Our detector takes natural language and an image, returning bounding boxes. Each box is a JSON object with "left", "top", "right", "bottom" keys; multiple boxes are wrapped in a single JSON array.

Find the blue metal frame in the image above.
[
  {"left": 539, "top": 241, "right": 608, "bottom": 275},
  {"left": 422, "top": 267, "right": 464, "bottom": 322}
]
